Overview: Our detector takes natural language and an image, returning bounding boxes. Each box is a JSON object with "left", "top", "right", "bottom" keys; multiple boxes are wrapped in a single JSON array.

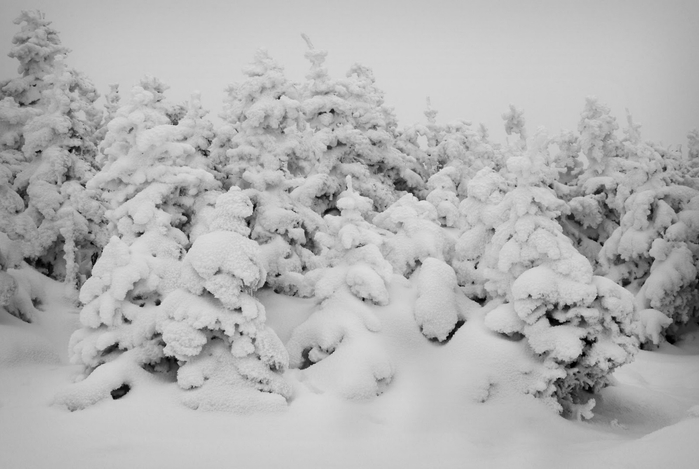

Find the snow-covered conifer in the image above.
[
  {"left": 156, "top": 187, "right": 292, "bottom": 411},
  {"left": 452, "top": 166, "right": 510, "bottom": 298},
  {"left": 211, "top": 49, "right": 307, "bottom": 187},
  {"left": 0, "top": 11, "right": 105, "bottom": 290},
  {"left": 211, "top": 49, "right": 324, "bottom": 294},
  {"left": 286, "top": 177, "right": 394, "bottom": 398},
  {"left": 502, "top": 104, "right": 527, "bottom": 149},
  {"left": 307, "top": 176, "right": 393, "bottom": 305},
  {"left": 591, "top": 114, "right": 699, "bottom": 342},
  {"left": 0, "top": 232, "right": 41, "bottom": 322},
  {"left": 58, "top": 80, "right": 219, "bottom": 410},
  {"left": 88, "top": 78, "right": 217, "bottom": 244},
  {"left": 391, "top": 99, "right": 437, "bottom": 188},
  {"left": 560, "top": 98, "right": 628, "bottom": 267},
  {"left": 424, "top": 167, "right": 462, "bottom": 228},
  {"left": 481, "top": 145, "right": 638, "bottom": 417},
  {"left": 1, "top": 11, "right": 68, "bottom": 104},
  {"left": 599, "top": 185, "right": 699, "bottom": 341},
  {"left": 299, "top": 37, "right": 420, "bottom": 213},
  {"left": 373, "top": 193, "right": 452, "bottom": 278},
  {"left": 404, "top": 100, "right": 501, "bottom": 202},
  {"left": 689, "top": 129, "right": 699, "bottom": 164},
  {"left": 93, "top": 83, "right": 120, "bottom": 144}
]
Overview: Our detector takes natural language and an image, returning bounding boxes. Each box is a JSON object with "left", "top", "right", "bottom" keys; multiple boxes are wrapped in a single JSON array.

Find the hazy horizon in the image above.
[{"left": 1, "top": 0, "right": 697, "bottom": 147}]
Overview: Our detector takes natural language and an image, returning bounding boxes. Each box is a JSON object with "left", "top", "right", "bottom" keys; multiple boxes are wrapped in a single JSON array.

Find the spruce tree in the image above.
[
  {"left": 0, "top": 11, "right": 106, "bottom": 299},
  {"left": 61, "top": 80, "right": 218, "bottom": 409}
]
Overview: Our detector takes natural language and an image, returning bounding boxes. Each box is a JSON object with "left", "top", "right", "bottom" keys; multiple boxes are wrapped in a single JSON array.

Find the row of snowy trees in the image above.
[{"left": 2, "top": 11, "right": 699, "bottom": 417}]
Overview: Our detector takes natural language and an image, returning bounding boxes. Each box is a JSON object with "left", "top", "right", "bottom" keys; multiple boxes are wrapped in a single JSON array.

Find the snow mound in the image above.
[
  {"left": 286, "top": 290, "right": 394, "bottom": 399},
  {"left": 413, "top": 257, "right": 462, "bottom": 341}
]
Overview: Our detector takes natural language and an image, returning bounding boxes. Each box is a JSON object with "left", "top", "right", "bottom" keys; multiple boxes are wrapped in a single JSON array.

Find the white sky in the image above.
[{"left": 1, "top": 0, "right": 698, "bottom": 147}]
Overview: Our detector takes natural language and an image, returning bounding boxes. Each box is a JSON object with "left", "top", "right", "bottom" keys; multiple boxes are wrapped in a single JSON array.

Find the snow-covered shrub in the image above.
[
  {"left": 157, "top": 187, "right": 292, "bottom": 411},
  {"left": 0, "top": 232, "right": 43, "bottom": 322},
  {"left": 286, "top": 289, "right": 394, "bottom": 399},
  {"left": 481, "top": 146, "right": 638, "bottom": 417}
]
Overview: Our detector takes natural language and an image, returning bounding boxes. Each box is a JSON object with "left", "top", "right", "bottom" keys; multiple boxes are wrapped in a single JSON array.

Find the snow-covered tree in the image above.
[
  {"left": 299, "top": 37, "right": 421, "bottom": 214},
  {"left": 502, "top": 104, "right": 527, "bottom": 150},
  {"left": 393, "top": 102, "right": 432, "bottom": 187},
  {"left": 373, "top": 193, "right": 452, "bottom": 278},
  {"left": 589, "top": 113, "right": 699, "bottom": 342},
  {"left": 211, "top": 49, "right": 324, "bottom": 294},
  {"left": 0, "top": 10, "right": 105, "bottom": 290},
  {"left": 481, "top": 145, "right": 638, "bottom": 418},
  {"left": 286, "top": 178, "right": 394, "bottom": 398},
  {"left": 396, "top": 99, "right": 501, "bottom": 207},
  {"left": 88, "top": 77, "right": 217, "bottom": 244},
  {"left": 452, "top": 166, "right": 510, "bottom": 298},
  {"left": 407, "top": 103, "right": 509, "bottom": 231},
  {"left": 562, "top": 98, "right": 625, "bottom": 264},
  {"left": 94, "top": 83, "right": 121, "bottom": 144},
  {"left": 599, "top": 185, "right": 699, "bottom": 341},
  {"left": 307, "top": 176, "right": 393, "bottom": 305},
  {"left": 211, "top": 49, "right": 307, "bottom": 187},
  {"left": 58, "top": 80, "right": 219, "bottom": 410},
  {"left": 156, "top": 187, "right": 292, "bottom": 411},
  {"left": 0, "top": 232, "right": 41, "bottom": 322},
  {"left": 1, "top": 10, "right": 68, "bottom": 105},
  {"left": 689, "top": 129, "right": 699, "bottom": 165},
  {"left": 424, "top": 167, "right": 462, "bottom": 228},
  {"left": 552, "top": 129, "right": 583, "bottom": 185}
]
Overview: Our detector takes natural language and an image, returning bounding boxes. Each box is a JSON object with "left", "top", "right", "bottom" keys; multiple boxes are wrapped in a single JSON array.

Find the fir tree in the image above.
[
  {"left": 157, "top": 187, "right": 292, "bottom": 411},
  {"left": 210, "top": 49, "right": 324, "bottom": 295},
  {"left": 59, "top": 80, "right": 219, "bottom": 410},
  {"left": 286, "top": 177, "right": 394, "bottom": 398},
  {"left": 481, "top": 143, "right": 638, "bottom": 418},
  {"left": 299, "top": 36, "right": 420, "bottom": 214},
  {"left": 0, "top": 10, "right": 105, "bottom": 292}
]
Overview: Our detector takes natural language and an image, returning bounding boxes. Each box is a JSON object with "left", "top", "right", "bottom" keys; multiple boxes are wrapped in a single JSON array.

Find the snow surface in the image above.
[{"left": 1, "top": 270, "right": 698, "bottom": 468}]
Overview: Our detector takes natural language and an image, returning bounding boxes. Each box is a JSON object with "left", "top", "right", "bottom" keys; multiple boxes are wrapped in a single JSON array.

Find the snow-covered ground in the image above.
[{"left": 1, "top": 270, "right": 698, "bottom": 469}]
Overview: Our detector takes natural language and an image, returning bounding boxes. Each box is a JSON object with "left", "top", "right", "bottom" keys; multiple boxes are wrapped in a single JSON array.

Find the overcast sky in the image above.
[{"left": 1, "top": 0, "right": 697, "bottom": 147}]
